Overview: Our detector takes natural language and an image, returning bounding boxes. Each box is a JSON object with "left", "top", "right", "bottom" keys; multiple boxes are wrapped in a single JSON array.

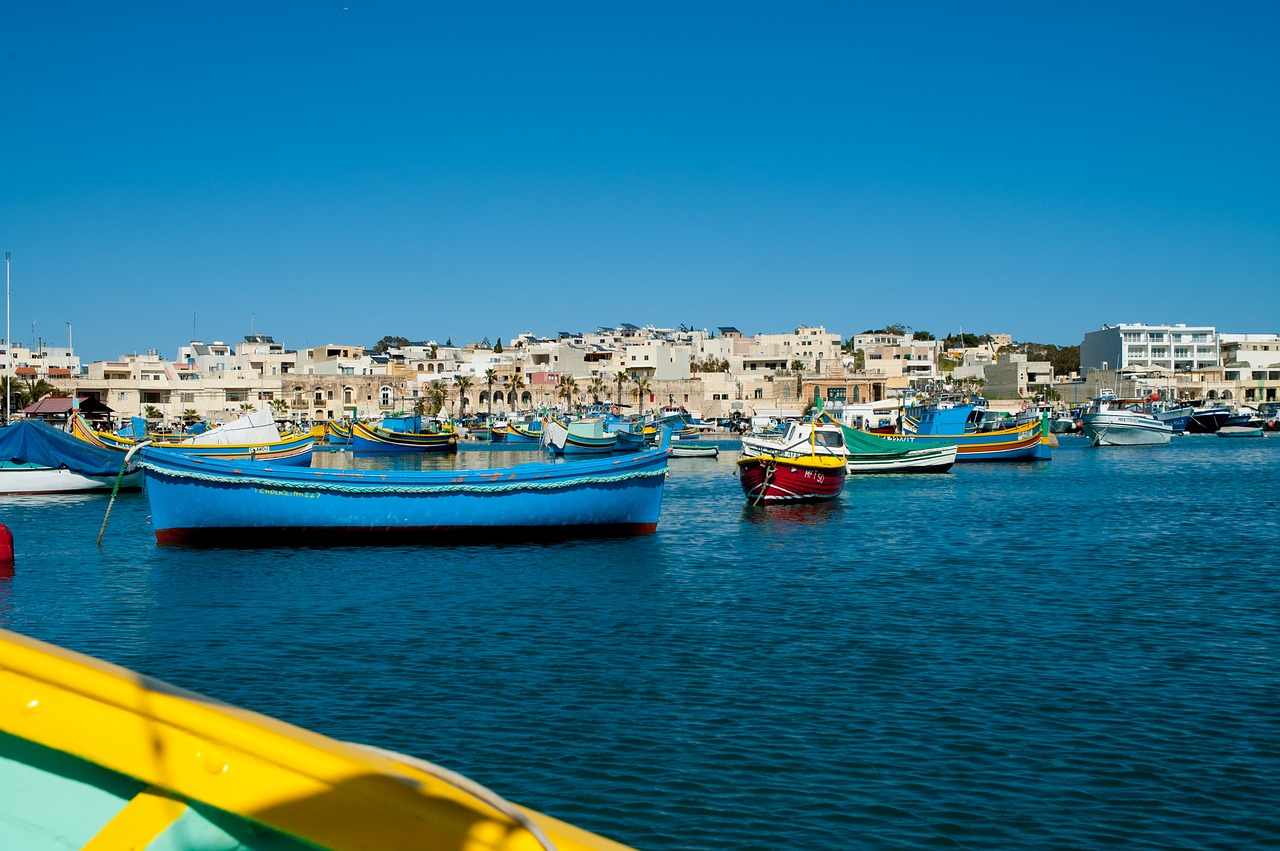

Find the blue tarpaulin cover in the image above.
[{"left": 0, "top": 419, "right": 133, "bottom": 476}]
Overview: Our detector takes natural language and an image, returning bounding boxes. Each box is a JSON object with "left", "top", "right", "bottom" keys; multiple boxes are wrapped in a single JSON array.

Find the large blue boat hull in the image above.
[{"left": 141, "top": 445, "right": 670, "bottom": 547}]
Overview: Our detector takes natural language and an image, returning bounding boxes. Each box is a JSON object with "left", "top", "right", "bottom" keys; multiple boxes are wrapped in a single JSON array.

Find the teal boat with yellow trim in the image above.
[{"left": 0, "top": 627, "right": 635, "bottom": 850}]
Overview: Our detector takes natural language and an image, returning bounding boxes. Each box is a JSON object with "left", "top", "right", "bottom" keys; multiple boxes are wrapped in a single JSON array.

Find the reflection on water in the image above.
[{"left": 740, "top": 499, "right": 847, "bottom": 527}]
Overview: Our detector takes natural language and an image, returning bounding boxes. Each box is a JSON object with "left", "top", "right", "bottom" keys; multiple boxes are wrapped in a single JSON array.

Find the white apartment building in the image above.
[
  {"left": 737, "top": 325, "right": 841, "bottom": 374},
  {"left": 1, "top": 340, "right": 82, "bottom": 378},
  {"left": 850, "top": 332, "right": 941, "bottom": 386},
  {"left": 1080, "top": 323, "right": 1220, "bottom": 373},
  {"left": 1219, "top": 333, "right": 1280, "bottom": 369}
]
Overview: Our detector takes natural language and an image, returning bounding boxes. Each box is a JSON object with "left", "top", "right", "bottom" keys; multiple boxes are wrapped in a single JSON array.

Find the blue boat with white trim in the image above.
[{"left": 141, "top": 433, "right": 671, "bottom": 547}]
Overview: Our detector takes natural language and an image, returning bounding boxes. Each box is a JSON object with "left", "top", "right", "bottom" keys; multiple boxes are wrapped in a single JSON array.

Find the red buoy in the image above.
[{"left": 0, "top": 523, "right": 13, "bottom": 567}]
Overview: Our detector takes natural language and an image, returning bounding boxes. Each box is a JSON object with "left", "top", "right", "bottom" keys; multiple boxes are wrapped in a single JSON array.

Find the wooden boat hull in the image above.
[
  {"left": 141, "top": 442, "right": 670, "bottom": 546},
  {"left": 73, "top": 415, "right": 316, "bottom": 464},
  {"left": 324, "top": 419, "right": 353, "bottom": 444},
  {"left": 897, "top": 420, "right": 1051, "bottom": 461},
  {"left": 351, "top": 421, "right": 458, "bottom": 453},
  {"left": 670, "top": 443, "right": 720, "bottom": 458},
  {"left": 543, "top": 417, "right": 619, "bottom": 455},
  {"left": 0, "top": 464, "right": 143, "bottom": 494},
  {"left": 844, "top": 443, "right": 957, "bottom": 473},
  {"left": 1217, "top": 426, "right": 1264, "bottom": 438},
  {"left": 504, "top": 421, "right": 543, "bottom": 443},
  {"left": 0, "top": 628, "right": 636, "bottom": 851},
  {"left": 737, "top": 454, "right": 846, "bottom": 503}
]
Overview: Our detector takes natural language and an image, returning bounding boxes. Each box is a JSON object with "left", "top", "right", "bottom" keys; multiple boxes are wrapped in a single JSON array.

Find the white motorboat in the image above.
[
  {"left": 1081, "top": 396, "right": 1173, "bottom": 447},
  {"left": 0, "top": 463, "right": 143, "bottom": 494}
]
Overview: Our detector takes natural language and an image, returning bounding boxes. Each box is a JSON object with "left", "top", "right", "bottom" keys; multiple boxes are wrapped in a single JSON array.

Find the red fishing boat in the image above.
[{"left": 737, "top": 453, "right": 847, "bottom": 504}]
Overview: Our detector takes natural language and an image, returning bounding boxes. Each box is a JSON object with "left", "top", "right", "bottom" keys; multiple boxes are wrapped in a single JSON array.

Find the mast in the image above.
[{"left": 4, "top": 252, "right": 9, "bottom": 424}]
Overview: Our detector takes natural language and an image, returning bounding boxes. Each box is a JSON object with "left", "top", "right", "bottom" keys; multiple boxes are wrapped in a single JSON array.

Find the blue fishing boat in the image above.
[
  {"left": 140, "top": 434, "right": 671, "bottom": 546},
  {"left": 897, "top": 401, "right": 1052, "bottom": 461},
  {"left": 504, "top": 417, "right": 543, "bottom": 443},
  {"left": 0, "top": 419, "right": 142, "bottom": 494},
  {"left": 324, "top": 419, "right": 353, "bottom": 445},
  {"left": 350, "top": 418, "right": 458, "bottom": 453}
]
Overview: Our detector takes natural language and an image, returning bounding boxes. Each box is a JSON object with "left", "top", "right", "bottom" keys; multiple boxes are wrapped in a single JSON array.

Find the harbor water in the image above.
[{"left": 2, "top": 435, "right": 1278, "bottom": 849}]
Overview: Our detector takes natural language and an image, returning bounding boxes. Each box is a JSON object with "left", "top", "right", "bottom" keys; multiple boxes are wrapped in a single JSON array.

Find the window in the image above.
[{"left": 379, "top": 386, "right": 392, "bottom": 407}]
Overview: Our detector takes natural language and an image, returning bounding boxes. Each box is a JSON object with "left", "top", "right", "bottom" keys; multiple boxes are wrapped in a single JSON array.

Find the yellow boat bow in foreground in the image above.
[{"left": 0, "top": 628, "right": 634, "bottom": 851}]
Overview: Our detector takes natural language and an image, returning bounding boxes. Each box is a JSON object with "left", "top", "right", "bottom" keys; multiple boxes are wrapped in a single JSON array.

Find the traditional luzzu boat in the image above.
[
  {"left": 541, "top": 416, "right": 619, "bottom": 455},
  {"left": 324, "top": 419, "right": 353, "bottom": 445},
  {"left": 350, "top": 417, "right": 458, "bottom": 453},
  {"left": 504, "top": 418, "right": 543, "bottom": 444},
  {"left": 140, "top": 433, "right": 671, "bottom": 546},
  {"left": 741, "top": 413, "right": 956, "bottom": 474},
  {"left": 0, "top": 419, "right": 142, "bottom": 494},
  {"left": 736, "top": 451, "right": 847, "bottom": 504},
  {"left": 895, "top": 401, "right": 1052, "bottom": 461},
  {"left": 71, "top": 412, "right": 316, "bottom": 466},
  {"left": 0, "top": 627, "right": 637, "bottom": 851}
]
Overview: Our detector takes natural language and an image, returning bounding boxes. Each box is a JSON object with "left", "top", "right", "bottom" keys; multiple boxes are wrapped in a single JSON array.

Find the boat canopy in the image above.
[{"left": 0, "top": 419, "right": 133, "bottom": 476}]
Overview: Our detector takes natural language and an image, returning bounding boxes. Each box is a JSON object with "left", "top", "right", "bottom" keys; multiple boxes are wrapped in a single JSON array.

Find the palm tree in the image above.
[
  {"left": 454, "top": 374, "right": 473, "bottom": 417},
  {"left": 269, "top": 398, "right": 288, "bottom": 418},
  {"left": 483, "top": 369, "right": 498, "bottom": 417},
  {"left": 614, "top": 371, "right": 627, "bottom": 410},
  {"left": 632, "top": 375, "right": 651, "bottom": 416},
  {"left": 16, "top": 377, "right": 62, "bottom": 409},
  {"left": 143, "top": 405, "right": 163, "bottom": 421},
  {"left": 558, "top": 375, "right": 578, "bottom": 413},
  {"left": 425, "top": 380, "right": 447, "bottom": 416},
  {"left": 504, "top": 373, "right": 526, "bottom": 412},
  {"left": 239, "top": 402, "right": 256, "bottom": 414},
  {"left": 181, "top": 408, "right": 202, "bottom": 425},
  {"left": 588, "top": 376, "right": 605, "bottom": 406}
]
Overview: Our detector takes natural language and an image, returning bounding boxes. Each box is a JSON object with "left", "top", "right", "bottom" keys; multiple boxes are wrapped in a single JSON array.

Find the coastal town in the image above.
[{"left": 2, "top": 321, "right": 1278, "bottom": 429}]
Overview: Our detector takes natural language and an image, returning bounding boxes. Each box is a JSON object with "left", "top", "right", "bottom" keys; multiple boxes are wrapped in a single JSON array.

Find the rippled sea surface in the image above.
[{"left": 3, "top": 436, "right": 1278, "bottom": 849}]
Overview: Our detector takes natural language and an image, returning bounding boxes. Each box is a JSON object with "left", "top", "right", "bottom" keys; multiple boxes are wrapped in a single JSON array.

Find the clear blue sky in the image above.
[{"left": 3, "top": 1, "right": 1277, "bottom": 363}]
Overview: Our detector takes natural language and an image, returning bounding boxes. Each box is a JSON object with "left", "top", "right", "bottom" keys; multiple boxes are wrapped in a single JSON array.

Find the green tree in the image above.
[
  {"left": 504, "top": 373, "right": 525, "bottom": 410},
  {"left": 484, "top": 368, "right": 498, "bottom": 416},
  {"left": 493, "top": 339, "right": 503, "bottom": 354},
  {"left": 588, "top": 376, "right": 605, "bottom": 405},
  {"left": 15, "top": 377, "right": 63, "bottom": 409},
  {"left": 454, "top": 374, "right": 473, "bottom": 416},
  {"left": 557, "top": 375, "right": 578, "bottom": 411},
  {"left": 268, "top": 399, "right": 288, "bottom": 418},
  {"left": 632, "top": 375, "right": 651, "bottom": 416},
  {"left": 372, "top": 335, "right": 412, "bottom": 354},
  {"left": 181, "top": 408, "right": 202, "bottom": 425},
  {"left": 423, "top": 380, "right": 447, "bottom": 416},
  {"left": 143, "top": 405, "right": 163, "bottom": 420},
  {"left": 614, "top": 371, "right": 627, "bottom": 407}
]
